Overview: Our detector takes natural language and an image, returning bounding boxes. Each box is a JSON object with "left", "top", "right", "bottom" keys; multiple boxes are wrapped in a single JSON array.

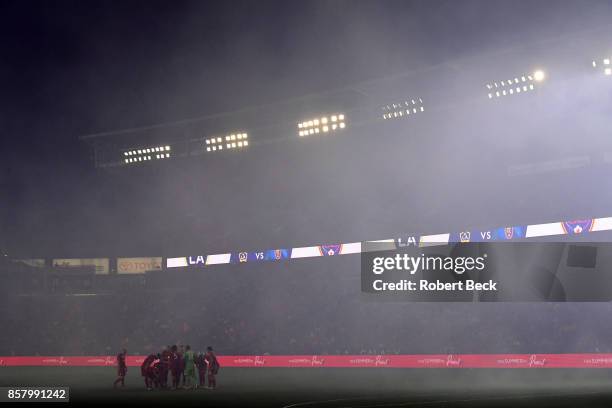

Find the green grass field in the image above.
[{"left": 2, "top": 367, "right": 612, "bottom": 407}]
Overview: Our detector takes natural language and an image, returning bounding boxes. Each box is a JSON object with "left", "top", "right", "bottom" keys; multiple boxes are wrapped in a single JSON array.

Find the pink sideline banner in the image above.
[{"left": 2, "top": 354, "right": 612, "bottom": 368}]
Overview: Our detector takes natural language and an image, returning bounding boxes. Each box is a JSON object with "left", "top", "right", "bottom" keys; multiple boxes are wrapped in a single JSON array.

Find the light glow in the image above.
[
  {"left": 205, "top": 133, "right": 249, "bottom": 152},
  {"left": 297, "top": 114, "right": 346, "bottom": 137}
]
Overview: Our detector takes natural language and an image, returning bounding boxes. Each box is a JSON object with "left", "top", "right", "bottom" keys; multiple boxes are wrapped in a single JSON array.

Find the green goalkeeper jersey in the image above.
[{"left": 184, "top": 350, "right": 195, "bottom": 372}]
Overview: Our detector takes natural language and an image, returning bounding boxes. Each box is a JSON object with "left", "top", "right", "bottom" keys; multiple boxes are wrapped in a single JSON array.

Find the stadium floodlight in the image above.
[
  {"left": 122, "top": 145, "right": 171, "bottom": 165},
  {"left": 533, "top": 70, "right": 545, "bottom": 82},
  {"left": 381, "top": 98, "right": 424, "bottom": 120},
  {"left": 485, "top": 70, "right": 544, "bottom": 99},
  {"left": 592, "top": 57, "right": 612, "bottom": 76},
  {"left": 205, "top": 133, "right": 248, "bottom": 152},
  {"left": 298, "top": 114, "right": 346, "bottom": 137}
]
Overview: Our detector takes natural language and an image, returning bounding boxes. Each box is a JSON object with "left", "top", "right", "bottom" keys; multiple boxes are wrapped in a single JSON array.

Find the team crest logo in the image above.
[
  {"left": 459, "top": 231, "right": 471, "bottom": 243},
  {"left": 239, "top": 252, "right": 248, "bottom": 263},
  {"left": 496, "top": 226, "right": 524, "bottom": 240},
  {"left": 188, "top": 255, "right": 206, "bottom": 265},
  {"left": 319, "top": 244, "right": 342, "bottom": 256},
  {"left": 395, "top": 236, "right": 417, "bottom": 247},
  {"left": 562, "top": 219, "right": 594, "bottom": 234},
  {"left": 263, "top": 249, "right": 290, "bottom": 261}
]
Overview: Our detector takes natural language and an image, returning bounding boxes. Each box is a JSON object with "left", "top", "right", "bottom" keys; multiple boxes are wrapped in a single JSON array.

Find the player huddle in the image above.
[{"left": 114, "top": 345, "right": 220, "bottom": 391}]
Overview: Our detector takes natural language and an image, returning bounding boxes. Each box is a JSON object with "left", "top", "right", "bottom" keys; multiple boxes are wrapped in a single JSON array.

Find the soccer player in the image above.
[
  {"left": 204, "top": 346, "right": 220, "bottom": 389},
  {"left": 177, "top": 344, "right": 185, "bottom": 387},
  {"left": 195, "top": 352, "right": 207, "bottom": 388},
  {"left": 170, "top": 345, "right": 180, "bottom": 389},
  {"left": 141, "top": 353, "right": 156, "bottom": 390},
  {"left": 183, "top": 345, "right": 196, "bottom": 389},
  {"left": 160, "top": 345, "right": 172, "bottom": 388},
  {"left": 149, "top": 353, "right": 162, "bottom": 389},
  {"left": 113, "top": 348, "right": 127, "bottom": 388}
]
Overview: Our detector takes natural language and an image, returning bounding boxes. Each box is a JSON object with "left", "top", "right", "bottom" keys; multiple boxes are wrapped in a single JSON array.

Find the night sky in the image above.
[{"left": 2, "top": 0, "right": 612, "bottom": 257}]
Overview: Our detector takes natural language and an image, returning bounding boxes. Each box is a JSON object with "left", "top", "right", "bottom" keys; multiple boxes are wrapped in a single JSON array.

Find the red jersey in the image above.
[
  {"left": 141, "top": 354, "right": 156, "bottom": 376},
  {"left": 149, "top": 358, "right": 161, "bottom": 374},
  {"left": 116, "top": 352, "right": 127, "bottom": 376},
  {"left": 161, "top": 350, "right": 171, "bottom": 365},
  {"left": 170, "top": 352, "right": 179, "bottom": 372},
  {"left": 117, "top": 352, "right": 127, "bottom": 369},
  {"left": 205, "top": 351, "right": 220, "bottom": 374}
]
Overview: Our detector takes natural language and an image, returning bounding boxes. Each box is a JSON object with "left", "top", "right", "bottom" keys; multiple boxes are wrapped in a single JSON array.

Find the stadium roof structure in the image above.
[{"left": 79, "top": 24, "right": 612, "bottom": 169}]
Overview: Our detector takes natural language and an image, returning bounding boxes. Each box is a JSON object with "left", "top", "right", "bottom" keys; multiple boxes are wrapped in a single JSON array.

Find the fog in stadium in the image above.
[{"left": 2, "top": 1, "right": 612, "bottom": 406}]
